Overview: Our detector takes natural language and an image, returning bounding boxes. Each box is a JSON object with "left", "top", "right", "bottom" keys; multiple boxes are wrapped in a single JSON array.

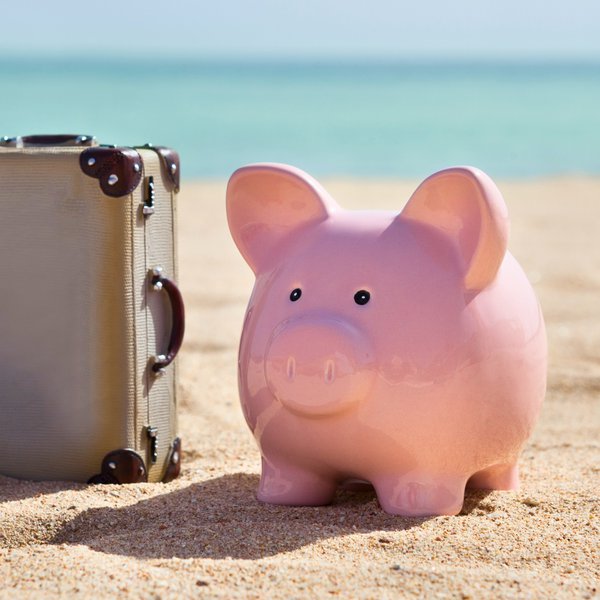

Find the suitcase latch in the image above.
[
  {"left": 143, "top": 175, "right": 155, "bottom": 216},
  {"left": 146, "top": 425, "right": 158, "bottom": 463}
]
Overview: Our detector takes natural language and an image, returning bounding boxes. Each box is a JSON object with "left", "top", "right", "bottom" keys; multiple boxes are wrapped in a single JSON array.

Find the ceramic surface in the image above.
[{"left": 227, "top": 164, "right": 547, "bottom": 516}]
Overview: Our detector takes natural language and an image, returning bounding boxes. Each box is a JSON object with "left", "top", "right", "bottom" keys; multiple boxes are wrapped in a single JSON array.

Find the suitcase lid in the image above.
[{"left": 0, "top": 134, "right": 180, "bottom": 196}]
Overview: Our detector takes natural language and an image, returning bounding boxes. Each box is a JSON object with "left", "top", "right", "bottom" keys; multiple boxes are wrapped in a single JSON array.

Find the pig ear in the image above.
[
  {"left": 226, "top": 163, "right": 337, "bottom": 272},
  {"left": 401, "top": 167, "right": 509, "bottom": 293}
]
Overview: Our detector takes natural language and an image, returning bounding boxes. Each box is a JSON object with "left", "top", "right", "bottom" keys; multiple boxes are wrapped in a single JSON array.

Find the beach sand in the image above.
[{"left": 1, "top": 177, "right": 598, "bottom": 599}]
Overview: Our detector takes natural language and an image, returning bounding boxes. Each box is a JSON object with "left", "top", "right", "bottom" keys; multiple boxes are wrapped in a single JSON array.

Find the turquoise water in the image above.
[{"left": 1, "top": 59, "right": 599, "bottom": 178}]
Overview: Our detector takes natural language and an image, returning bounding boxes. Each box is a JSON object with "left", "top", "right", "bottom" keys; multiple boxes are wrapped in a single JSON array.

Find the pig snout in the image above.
[{"left": 265, "top": 318, "right": 376, "bottom": 417}]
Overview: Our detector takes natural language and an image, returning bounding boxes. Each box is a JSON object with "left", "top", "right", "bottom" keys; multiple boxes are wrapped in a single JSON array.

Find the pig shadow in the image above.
[{"left": 52, "top": 473, "right": 492, "bottom": 560}]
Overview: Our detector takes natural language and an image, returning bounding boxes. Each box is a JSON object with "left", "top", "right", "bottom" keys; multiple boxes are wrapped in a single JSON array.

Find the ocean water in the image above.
[{"left": 1, "top": 58, "right": 599, "bottom": 179}]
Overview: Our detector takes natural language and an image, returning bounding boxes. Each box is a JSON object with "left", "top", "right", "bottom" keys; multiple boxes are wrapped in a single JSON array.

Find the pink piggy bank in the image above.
[{"left": 226, "top": 164, "right": 546, "bottom": 517}]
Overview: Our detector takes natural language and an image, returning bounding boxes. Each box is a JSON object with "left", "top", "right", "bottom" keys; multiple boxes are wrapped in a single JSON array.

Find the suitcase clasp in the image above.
[
  {"left": 143, "top": 175, "right": 155, "bottom": 216},
  {"left": 146, "top": 425, "right": 158, "bottom": 464}
]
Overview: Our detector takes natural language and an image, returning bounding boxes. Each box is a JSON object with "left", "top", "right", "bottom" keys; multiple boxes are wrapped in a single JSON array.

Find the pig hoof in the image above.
[
  {"left": 257, "top": 462, "right": 336, "bottom": 506},
  {"left": 467, "top": 463, "right": 520, "bottom": 491},
  {"left": 373, "top": 476, "right": 467, "bottom": 517}
]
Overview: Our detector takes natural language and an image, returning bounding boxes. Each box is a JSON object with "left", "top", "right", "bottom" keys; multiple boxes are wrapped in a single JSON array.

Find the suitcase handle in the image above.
[
  {"left": 1, "top": 134, "right": 97, "bottom": 147},
  {"left": 150, "top": 267, "right": 185, "bottom": 374}
]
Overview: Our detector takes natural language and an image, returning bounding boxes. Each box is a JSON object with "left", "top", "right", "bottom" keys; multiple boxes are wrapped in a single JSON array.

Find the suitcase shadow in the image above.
[
  {"left": 51, "top": 473, "right": 492, "bottom": 560},
  {"left": 0, "top": 475, "right": 83, "bottom": 503}
]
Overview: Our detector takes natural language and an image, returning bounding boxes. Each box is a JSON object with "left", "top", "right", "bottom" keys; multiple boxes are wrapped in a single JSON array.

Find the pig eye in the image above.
[
  {"left": 289, "top": 288, "right": 302, "bottom": 302},
  {"left": 354, "top": 290, "right": 370, "bottom": 305}
]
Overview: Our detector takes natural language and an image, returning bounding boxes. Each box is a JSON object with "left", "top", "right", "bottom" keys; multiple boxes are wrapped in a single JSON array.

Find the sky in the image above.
[{"left": 1, "top": 0, "right": 599, "bottom": 61}]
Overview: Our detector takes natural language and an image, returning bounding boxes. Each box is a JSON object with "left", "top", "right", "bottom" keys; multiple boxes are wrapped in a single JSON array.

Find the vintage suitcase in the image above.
[{"left": 0, "top": 134, "right": 184, "bottom": 484}]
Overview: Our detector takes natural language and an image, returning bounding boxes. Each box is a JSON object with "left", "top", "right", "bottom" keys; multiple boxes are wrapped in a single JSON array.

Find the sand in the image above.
[{"left": 1, "top": 176, "right": 599, "bottom": 599}]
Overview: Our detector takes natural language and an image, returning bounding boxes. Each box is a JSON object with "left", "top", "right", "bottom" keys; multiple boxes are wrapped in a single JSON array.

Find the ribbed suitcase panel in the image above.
[
  {"left": 137, "top": 149, "right": 178, "bottom": 482},
  {"left": 0, "top": 150, "right": 136, "bottom": 481}
]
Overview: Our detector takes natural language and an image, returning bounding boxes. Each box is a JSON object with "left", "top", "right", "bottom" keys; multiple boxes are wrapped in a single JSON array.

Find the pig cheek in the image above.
[
  {"left": 239, "top": 299, "right": 291, "bottom": 430},
  {"left": 376, "top": 314, "right": 478, "bottom": 388},
  {"left": 238, "top": 303, "right": 269, "bottom": 431}
]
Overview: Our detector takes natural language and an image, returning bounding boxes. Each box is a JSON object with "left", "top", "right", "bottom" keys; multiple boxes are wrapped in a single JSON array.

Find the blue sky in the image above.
[{"left": 1, "top": 0, "right": 599, "bottom": 60}]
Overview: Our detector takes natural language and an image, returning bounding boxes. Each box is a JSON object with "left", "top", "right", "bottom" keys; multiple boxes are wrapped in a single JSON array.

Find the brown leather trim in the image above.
[
  {"left": 138, "top": 145, "right": 180, "bottom": 192},
  {"left": 80, "top": 147, "right": 143, "bottom": 197},
  {"left": 155, "top": 147, "right": 180, "bottom": 191},
  {"left": 88, "top": 449, "right": 148, "bottom": 484},
  {"left": 1, "top": 134, "right": 97, "bottom": 147},
  {"left": 21, "top": 134, "right": 96, "bottom": 147},
  {"left": 162, "top": 437, "right": 182, "bottom": 483}
]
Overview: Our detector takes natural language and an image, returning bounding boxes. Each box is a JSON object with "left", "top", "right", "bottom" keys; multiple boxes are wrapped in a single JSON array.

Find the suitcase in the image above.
[{"left": 0, "top": 134, "right": 184, "bottom": 484}]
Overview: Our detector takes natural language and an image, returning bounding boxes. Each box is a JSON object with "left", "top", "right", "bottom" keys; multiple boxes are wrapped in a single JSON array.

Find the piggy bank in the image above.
[{"left": 226, "top": 164, "right": 546, "bottom": 517}]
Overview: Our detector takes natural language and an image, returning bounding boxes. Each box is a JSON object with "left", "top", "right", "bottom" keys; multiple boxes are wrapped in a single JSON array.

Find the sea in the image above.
[{"left": 1, "top": 58, "right": 599, "bottom": 179}]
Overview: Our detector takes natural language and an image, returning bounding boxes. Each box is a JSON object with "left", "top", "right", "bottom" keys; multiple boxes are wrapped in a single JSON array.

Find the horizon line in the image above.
[{"left": 1, "top": 53, "right": 599, "bottom": 67}]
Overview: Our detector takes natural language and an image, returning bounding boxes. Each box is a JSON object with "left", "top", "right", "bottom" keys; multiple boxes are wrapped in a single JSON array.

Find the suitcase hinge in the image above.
[
  {"left": 143, "top": 175, "right": 155, "bottom": 216},
  {"left": 146, "top": 425, "right": 158, "bottom": 463}
]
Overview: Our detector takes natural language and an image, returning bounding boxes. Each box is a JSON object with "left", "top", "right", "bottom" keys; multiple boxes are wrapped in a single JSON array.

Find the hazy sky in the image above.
[{"left": 1, "top": 0, "right": 599, "bottom": 60}]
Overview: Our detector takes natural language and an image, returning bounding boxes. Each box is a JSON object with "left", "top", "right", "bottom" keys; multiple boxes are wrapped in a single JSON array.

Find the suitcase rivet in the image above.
[
  {"left": 170, "top": 163, "right": 177, "bottom": 174},
  {"left": 151, "top": 266, "right": 164, "bottom": 289},
  {"left": 87, "top": 157, "right": 96, "bottom": 166},
  {"left": 107, "top": 174, "right": 119, "bottom": 185},
  {"left": 153, "top": 354, "right": 167, "bottom": 377},
  {"left": 138, "top": 466, "right": 145, "bottom": 476},
  {"left": 108, "top": 461, "right": 117, "bottom": 470},
  {"left": 133, "top": 163, "right": 141, "bottom": 173}
]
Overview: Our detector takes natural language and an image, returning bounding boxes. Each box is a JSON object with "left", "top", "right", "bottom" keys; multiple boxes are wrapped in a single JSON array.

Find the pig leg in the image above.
[
  {"left": 257, "top": 457, "right": 337, "bottom": 506},
  {"left": 467, "top": 463, "right": 520, "bottom": 490},
  {"left": 373, "top": 474, "right": 467, "bottom": 517}
]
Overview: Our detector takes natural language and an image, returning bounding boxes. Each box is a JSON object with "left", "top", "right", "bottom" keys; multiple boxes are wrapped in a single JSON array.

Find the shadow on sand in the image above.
[
  {"left": 0, "top": 475, "right": 82, "bottom": 503},
  {"left": 51, "top": 473, "right": 492, "bottom": 560}
]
